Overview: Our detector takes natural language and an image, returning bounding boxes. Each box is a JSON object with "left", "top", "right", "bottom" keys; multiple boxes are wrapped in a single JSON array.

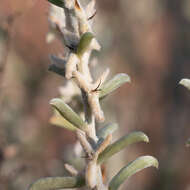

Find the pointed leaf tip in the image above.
[
  {"left": 50, "top": 98, "right": 87, "bottom": 131},
  {"left": 179, "top": 78, "right": 190, "bottom": 91},
  {"left": 99, "top": 73, "right": 131, "bottom": 99},
  {"left": 98, "top": 131, "right": 149, "bottom": 164},
  {"left": 109, "top": 156, "right": 158, "bottom": 190}
]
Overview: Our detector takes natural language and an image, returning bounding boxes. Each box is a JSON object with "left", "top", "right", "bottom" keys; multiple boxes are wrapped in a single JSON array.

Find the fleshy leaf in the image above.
[
  {"left": 109, "top": 156, "right": 158, "bottom": 190},
  {"left": 48, "top": 0, "right": 65, "bottom": 8},
  {"left": 98, "top": 131, "right": 149, "bottom": 164},
  {"left": 77, "top": 32, "right": 94, "bottom": 57},
  {"left": 48, "top": 64, "right": 66, "bottom": 77},
  {"left": 59, "top": 28, "right": 79, "bottom": 51},
  {"left": 99, "top": 73, "right": 131, "bottom": 99},
  {"left": 97, "top": 123, "right": 118, "bottom": 139},
  {"left": 186, "top": 138, "right": 190, "bottom": 147},
  {"left": 50, "top": 115, "right": 77, "bottom": 131},
  {"left": 48, "top": 55, "right": 66, "bottom": 77},
  {"left": 179, "top": 78, "right": 190, "bottom": 91},
  {"left": 29, "top": 176, "right": 85, "bottom": 190},
  {"left": 50, "top": 98, "right": 87, "bottom": 131}
]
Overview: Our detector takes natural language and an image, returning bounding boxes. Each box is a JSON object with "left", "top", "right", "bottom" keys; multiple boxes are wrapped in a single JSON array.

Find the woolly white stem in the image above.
[
  {"left": 78, "top": 50, "right": 93, "bottom": 82},
  {"left": 88, "top": 92, "right": 105, "bottom": 122},
  {"left": 74, "top": 0, "right": 92, "bottom": 34},
  {"left": 66, "top": 53, "right": 79, "bottom": 79}
]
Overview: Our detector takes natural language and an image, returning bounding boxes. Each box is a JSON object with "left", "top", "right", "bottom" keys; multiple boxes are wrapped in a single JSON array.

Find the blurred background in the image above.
[{"left": 0, "top": 0, "right": 190, "bottom": 189}]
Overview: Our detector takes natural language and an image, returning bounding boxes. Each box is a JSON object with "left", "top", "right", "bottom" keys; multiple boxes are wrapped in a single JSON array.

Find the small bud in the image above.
[{"left": 77, "top": 32, "right": 94, "bottom": 57}]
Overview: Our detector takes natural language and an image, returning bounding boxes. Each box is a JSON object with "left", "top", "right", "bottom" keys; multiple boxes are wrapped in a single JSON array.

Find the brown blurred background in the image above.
[{"left": 0, "top": 0, "right": 190, "bottom": 190}]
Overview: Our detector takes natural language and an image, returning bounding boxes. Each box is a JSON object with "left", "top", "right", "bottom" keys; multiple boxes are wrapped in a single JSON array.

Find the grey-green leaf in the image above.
[
  {"left": 109, "top": 156, "right": 158, "bottom": 190},
  {"left": 50, "top": 115, "right": 77, "bottom": 131},
  {"left": 50, "top": 98, "right": 87, "bottom": 131},
  {"left": 29, "top": 176, "right": 85, "bottom": 190},
  {"left": 179, "top": 78, "right": 190, "bottom": 91},
  {"left": 97, "top": 131, "right": 149, "bottom": 164},
  {"left": 48, "top": 55, "right": 66, "bottom": 77},
  {"left": 97, "top": 123, "right": 118, "bottom": 139},
  {"left": 99, "top": 73, "right": 131, "bottom": 99}
]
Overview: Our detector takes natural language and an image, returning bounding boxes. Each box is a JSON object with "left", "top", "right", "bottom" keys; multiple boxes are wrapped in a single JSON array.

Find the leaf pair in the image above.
[
  {"left": 28, "top": 131, "right": 158, "bottom": 190},
  {"left": 49, "top": 72, "right": 131, "bottom": 132},
  {"left": 95, "top": 131, "right": 158, "bottom": 190}
]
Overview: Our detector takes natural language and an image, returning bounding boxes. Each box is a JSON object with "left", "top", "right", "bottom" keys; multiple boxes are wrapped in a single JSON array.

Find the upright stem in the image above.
[
  {"left": 80, "top": 65, "right": 104, "bottom": 190},
  {"left": 81, "top": 89, "right": 97, "bottom": 141},
  {"left": 80, "top": 50, "right": 104, "bottom": 190},
  {"left": 48, "top": 1, "right": 107, "bottom": 189}
]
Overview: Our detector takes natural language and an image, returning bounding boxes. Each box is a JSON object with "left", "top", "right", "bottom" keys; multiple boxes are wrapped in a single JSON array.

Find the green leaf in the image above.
[
  {"left": 179, "top": 78, "right": 190, "bottom": 91},
  {"left": 47, "top": 0, "right": 65, "bottom": 8},
  {"left": 29, "top": 176, "right": 85, "bottom": 190},
  {"left": 50, "top": 115, "right": 77, "bottom": 131},
  {"left": 109, "top": 156, "right": 158, "bottom": 190},
  {"left": 77, "top": 32, "right": 94, "bottom": 57},
  {"left": 186, "top": 138, "right": 190, "bottom": 147},
  {"left": 97, "top": 123, "right": 118, "bottom": 139},
  {"left": 50, "top": 98, "right": 87, "bottom": 131},
  {"left": 97, "top": 131, "right": 149, "bottom": 164},
  {"left": 99, "top": 73, "right": 131, "bottom": 99}
]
